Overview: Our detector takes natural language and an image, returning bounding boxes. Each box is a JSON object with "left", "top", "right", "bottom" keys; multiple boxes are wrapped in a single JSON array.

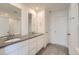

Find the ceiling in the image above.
[{"left": 22, "top": 3, "right": 70, "bottom": 11}]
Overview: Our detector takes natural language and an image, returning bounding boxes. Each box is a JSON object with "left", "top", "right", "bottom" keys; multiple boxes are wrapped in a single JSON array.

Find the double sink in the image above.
[{"left": 0, "top": 33, "right": 43, "bottom": 48}]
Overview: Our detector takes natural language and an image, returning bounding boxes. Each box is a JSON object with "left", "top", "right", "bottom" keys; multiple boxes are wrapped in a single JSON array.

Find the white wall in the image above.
[
  {"left": 48, "top": 9, "right": 69, "bottom": 47},
  {"left": 28, "top": 9, "right": 47, "bottom": 34},
  {"left": 69, "top": 3, "right": 79, "bottom": 55},
  {"left": 45, "top": 10, "right": 50, "bottom": 33},
  {"left": 21, "top": 9, "right": 28, "bottom": 35},
  {"left": 29, "top": 9, "right": 46, "bottom": 33},
  {"left": 36, "top": 10, "right": 46, "bottom": 33}
]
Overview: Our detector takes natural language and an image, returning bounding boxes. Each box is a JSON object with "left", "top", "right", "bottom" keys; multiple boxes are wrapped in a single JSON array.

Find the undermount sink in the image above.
[{"left": 5, "top": 38, "right": 21, "bottom": 43}]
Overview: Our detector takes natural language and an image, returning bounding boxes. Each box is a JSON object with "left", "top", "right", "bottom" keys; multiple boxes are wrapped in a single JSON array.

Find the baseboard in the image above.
[{"left": 48, "top": 43, "right": 68, "bottom": 49}]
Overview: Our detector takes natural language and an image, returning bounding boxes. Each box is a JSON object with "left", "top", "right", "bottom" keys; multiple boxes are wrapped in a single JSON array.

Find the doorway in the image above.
[{"left": 48, "top": 9, "right": 69, "bottom": 47}]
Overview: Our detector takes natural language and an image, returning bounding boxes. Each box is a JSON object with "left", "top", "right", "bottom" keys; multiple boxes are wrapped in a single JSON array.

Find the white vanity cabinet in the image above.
[
  {"left": 0, "top": 40, "right": 29, "bottom": 55},
  {"left": 28, "top": 37, "right": 37, "bottom": 55},
  {"left": 5, "top": 41, "right": 29, "bottom": 55},
  {"left": 28, "top": 35, "right": 45, "bottom": 55},
  {"left": 0, "top": 34, "right": 48, "bottom": 55}
]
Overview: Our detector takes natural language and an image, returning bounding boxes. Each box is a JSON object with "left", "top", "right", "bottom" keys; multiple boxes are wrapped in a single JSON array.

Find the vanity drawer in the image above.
[
  {"left": 0, "top": 48, "right": 5, "bottom": 55},
  {"left": 28, "top": 48, "right": 37, "bottom": 55},
  {"left": 4, "top": 40, "right": 29, "bottom": 54},
  {"left": 6, "top": 47, "right": 28, "bottom": 55},
  {"left": 16, "top": 40, "right": 29, "bottom": 47}
]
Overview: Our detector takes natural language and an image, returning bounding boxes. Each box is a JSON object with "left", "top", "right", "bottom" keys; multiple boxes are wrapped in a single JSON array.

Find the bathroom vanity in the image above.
[
  {"left": 0, "top": 4, "right": 48, "bottom": 55},
  {"left": 0, "top": 33, "right": 48, "bottom": 55}
]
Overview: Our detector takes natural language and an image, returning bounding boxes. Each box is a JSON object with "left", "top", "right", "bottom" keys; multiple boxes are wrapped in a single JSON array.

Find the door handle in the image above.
[{"left": 67, "top": 33, "right": 71, "bottom": 35}]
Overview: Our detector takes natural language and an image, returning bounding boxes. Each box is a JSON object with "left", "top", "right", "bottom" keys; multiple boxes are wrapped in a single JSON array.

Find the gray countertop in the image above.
[{"left": 0, "top": 33, "right": 43, "bottom": 48}]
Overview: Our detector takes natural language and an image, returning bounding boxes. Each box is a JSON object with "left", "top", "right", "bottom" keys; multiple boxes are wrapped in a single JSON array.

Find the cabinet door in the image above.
[
  {"left": 0, "top": 48, "right": 5, "bottom": 55},
  {"left": 28, "top": 38, "right": 37, "bottom": 55},
  {"left": 37, "top": 36, "right": 43, "bottom": 49},
  {"left": 43, "top": 34, "right": 48, "bottom": 48},
  {"left": 28, "top": 35, "right": 45, "bottom": 55},
  {"left": 3, "top": 40, "right": 29, "bottom": 55},
  {"left": 6, "top": 47, "right": 28, "bottom": 55}
]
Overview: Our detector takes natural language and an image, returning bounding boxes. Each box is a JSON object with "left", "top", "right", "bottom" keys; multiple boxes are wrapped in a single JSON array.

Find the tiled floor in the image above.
[{"left": 37, "top": 44, "right": 69, "bottom": 55}]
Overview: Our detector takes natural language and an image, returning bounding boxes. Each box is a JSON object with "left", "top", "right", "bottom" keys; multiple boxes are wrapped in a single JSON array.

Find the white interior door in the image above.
[
  {"left": 55, "top": 16, "right": 68, "bottom": 47},
  {"left": 49, "top": 10, "right": 68, "bottom": 47}
]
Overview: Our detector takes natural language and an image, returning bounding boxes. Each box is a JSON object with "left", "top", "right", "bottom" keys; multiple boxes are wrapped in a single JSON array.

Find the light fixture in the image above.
[
  {"left": 35, "top": 7, "right": 39, "bottom": 11},
  {"left": 4, "top": 13, "right": 9, "bottom": 16},
  {"left": 0, "top": 12, "right": 9, "bottom": 17}
]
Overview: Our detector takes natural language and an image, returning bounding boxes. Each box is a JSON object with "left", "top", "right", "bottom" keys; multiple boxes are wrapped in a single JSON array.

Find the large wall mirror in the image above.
[
  {"left": 0, "top": 3, "right": 21, "bottom": 41},
  {"left": 28, "top": 13, "right": 32, "bottom": 33}
]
